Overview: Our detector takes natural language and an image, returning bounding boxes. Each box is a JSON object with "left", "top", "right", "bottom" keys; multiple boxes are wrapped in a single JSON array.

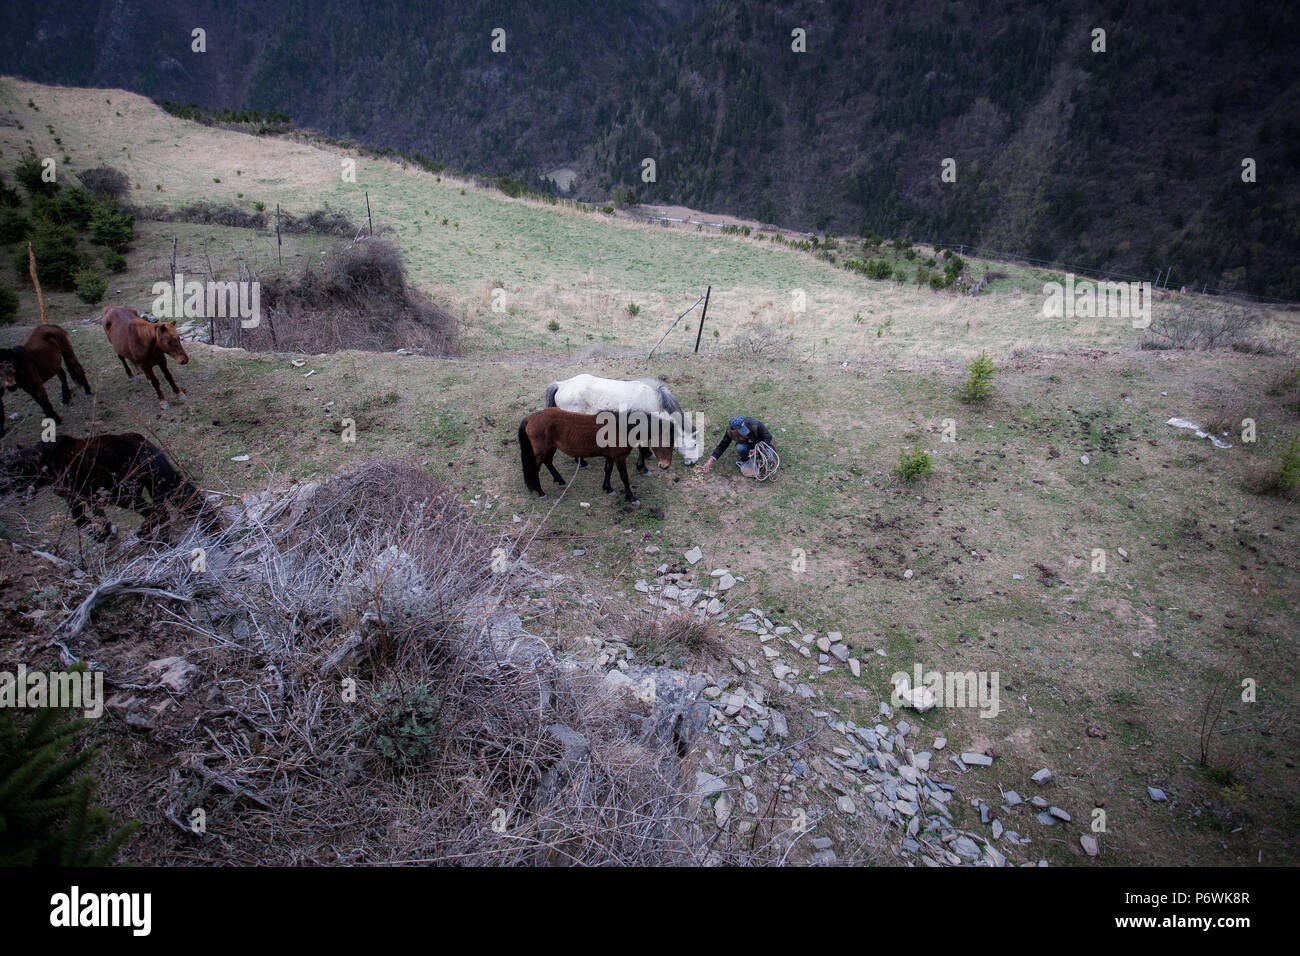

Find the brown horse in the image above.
[
  {"left": 519, "top": 408, "right": 674, "bottom": 503},
  {"left": 0, "top": 325, "right": 93, "bottom": 437},
  {"left": 102, "top": 306, "right": 189, "bottom": 408},
  {"left": 0, "top": 432, "right": 218, "bottom": 542}
]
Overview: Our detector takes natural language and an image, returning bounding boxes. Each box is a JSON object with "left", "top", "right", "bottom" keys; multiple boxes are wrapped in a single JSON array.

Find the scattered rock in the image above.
[{"left": 714, "top": 791, "right": 733, "bottom": 827}]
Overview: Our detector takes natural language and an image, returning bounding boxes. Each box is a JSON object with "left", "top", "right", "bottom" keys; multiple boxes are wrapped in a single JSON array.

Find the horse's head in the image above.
[
  {"left": 0, "top": 358, "right": 15, "bottom": 389},
  {"left": 677, "top": 420, "right": 702, "bottom": 464},
  {"left": 154, "top": 322, "right": 190, "bottom": 364}
]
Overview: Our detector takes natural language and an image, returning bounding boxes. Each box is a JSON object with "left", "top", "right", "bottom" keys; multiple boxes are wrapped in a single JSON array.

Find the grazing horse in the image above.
[
  {"left": 0, "top": 432, "right": 218, "bottom": 542},
  {"left": 519, "top": 408, "right": 675, "bottom": 503},
  {"left": 543, "top": 373, "right": 701, "bottom": 472},
  {"left": 102, "top": 306, "right": 189, "bottom": 408},
  {"left": 0, "top": 325, "right": 93, "bottom": 437}
]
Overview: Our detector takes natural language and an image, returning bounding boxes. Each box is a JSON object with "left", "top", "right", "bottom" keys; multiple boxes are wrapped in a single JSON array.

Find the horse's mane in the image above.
[{"left": 636, "top": 377, "right": 683, "bottom": 417}]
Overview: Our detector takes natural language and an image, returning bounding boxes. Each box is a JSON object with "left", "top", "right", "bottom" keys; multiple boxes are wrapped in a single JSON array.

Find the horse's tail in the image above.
[
  {"left": 519, "top": 417, "right": 542, "bottom": 494},
  {"left": 50, "top": 328, "right": 92, "bottom": 395},
  {"left": 544, "top": 382, "right": 560, "bottom": 408}
]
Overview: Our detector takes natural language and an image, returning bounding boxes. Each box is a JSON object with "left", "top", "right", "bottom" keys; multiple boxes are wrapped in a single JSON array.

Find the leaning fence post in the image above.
[{"left": 693, "top": 286, "right": 712, "bottom": 353}]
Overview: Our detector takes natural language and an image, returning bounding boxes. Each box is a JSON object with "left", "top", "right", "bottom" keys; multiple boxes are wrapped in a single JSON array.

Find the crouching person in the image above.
[{"left": 701, "top": 415, "right": 774, "bottom": 475}]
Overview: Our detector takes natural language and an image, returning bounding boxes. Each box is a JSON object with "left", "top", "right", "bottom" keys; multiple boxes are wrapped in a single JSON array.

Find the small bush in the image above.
[
  {"left": 34, "top": 186, "right": 97, "bottom": 229},
  {"left": 12, "top": 218, "right": 84, "bottom": 288},
  {"left": 0, "top": 207, "right": 28, "bottom": 245},
  {"left": 73, "top": 267, "right": 107, "bottom": 304},
  {"left": 731, "top": 322, "right": 788, "bottom": 358},
  {"left": 77, "top": 166, "right": 130, "bottom": 202},
  {"left": 13, "top": 149, "right": 56, "bottom": 197},
  {"left": 896, "top": 447, "right": 933, "bottom": 483},
  {"left": 88, "top": 201, "right": 134, "bottom": 251},
  {"left": 279, "top": 207, "right": 357, "bottom": 236},
  {"left": 0, "top": 696, "right": 138, "bottom": 865},
  {"left": 960, "top": 350, "right": 997, "bottom": 403},
  {"left": 102, "top": 248, "right": 127, "bottom": 272},
  {"left": 1141, "top": 304, "right": 1261, "bottom": 351},
  {"left": 367, "top": 684, "right": 442, "bottom": 771},
  {"left": 1279, "top": 437, "right": 1300, "bottom": 493},
  {"left": 0, "top": 282, "right": 18, "bottom": 324},
  {"left": 865, "top": 258, "right": 893, "bottom": 280}
]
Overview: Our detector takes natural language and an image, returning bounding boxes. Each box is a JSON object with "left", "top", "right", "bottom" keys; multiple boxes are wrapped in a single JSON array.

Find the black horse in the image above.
[{"left": 0, "top": 432, "right": 218, "bottom": 542}]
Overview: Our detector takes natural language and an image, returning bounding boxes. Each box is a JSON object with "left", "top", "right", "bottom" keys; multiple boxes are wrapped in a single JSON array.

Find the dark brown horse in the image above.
[
  {"left": 519, "top": 408, "right": 674, "bottom": 503},
  {"left": 0, "top": 432, "right": 218, "bottom": 542},
  {"left": 102, "top": 306, "right": 189, "bottom": 408},
  {"left": 0, "top": 324, "right": 93, "bottom": 437}
]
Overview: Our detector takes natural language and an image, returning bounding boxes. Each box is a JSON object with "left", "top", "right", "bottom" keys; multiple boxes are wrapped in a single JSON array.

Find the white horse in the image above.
[{"left": 544, "top": 373, "right": 701, "bottom": 470}]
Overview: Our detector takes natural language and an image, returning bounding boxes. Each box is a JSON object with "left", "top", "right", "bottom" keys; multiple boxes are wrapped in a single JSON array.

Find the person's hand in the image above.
[{"left": 702, "top": 457, "right": 713, "bottom": 474}]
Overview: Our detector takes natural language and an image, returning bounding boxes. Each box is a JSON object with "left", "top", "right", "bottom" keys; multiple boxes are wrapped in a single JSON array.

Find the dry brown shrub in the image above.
[
  {"left": 222, "top": 238, "right": 459, "bottom": 355},
  {"left": 48, "top": 460, "right": 698, "bottom": 865}
]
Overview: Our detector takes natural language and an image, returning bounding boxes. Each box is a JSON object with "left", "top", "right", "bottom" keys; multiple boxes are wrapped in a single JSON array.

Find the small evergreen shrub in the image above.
[
  {"left": 0, "top": 282, "right": 18, "bottom": 324},
  {"left": 102, "top": 248, "right": 127, "bottom": 273},
  {"left": 12, "top": 218, "right": 84, "bottom": 288},
  {"left": 0, "top": 692, "right": 139, "bottom": 865},
  {"left": 960, "top": 350, "right": 996, "bottom": 403},
  {"left": 88, "top": 201, "right": 134, "bottom": 251},
  {"left": 896, "top": 446, "right": 933, "bottom": 483},
  {"left": 74, "top": 267, "right": 107, "bottom": 304}
]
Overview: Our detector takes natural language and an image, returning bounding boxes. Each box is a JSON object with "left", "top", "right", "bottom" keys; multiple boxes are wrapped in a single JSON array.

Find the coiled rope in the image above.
[{"left": 751, "top": 441, "right": 780, "bottom": 481}]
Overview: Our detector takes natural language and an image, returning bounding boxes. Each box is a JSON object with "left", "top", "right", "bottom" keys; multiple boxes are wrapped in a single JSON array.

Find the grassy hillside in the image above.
[{"left": 2, "top": 80, "right": 1299, "bottom": 866}]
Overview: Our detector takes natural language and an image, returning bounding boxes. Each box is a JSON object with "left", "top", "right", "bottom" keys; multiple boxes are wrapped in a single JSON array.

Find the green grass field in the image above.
[{"left": 3, "top": 77, "right": 1299, "bottom": 866}]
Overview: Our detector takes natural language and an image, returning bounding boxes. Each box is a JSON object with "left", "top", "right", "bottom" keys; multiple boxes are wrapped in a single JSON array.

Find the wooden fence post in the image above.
[{"left": 693, "top": 285, "right": 712, "bottom": 353}]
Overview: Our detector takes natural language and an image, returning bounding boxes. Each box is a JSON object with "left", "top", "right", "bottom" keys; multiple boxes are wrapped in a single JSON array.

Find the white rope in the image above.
[{"left": 751, "top": 441, "right": 779, "bottom": 481}]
